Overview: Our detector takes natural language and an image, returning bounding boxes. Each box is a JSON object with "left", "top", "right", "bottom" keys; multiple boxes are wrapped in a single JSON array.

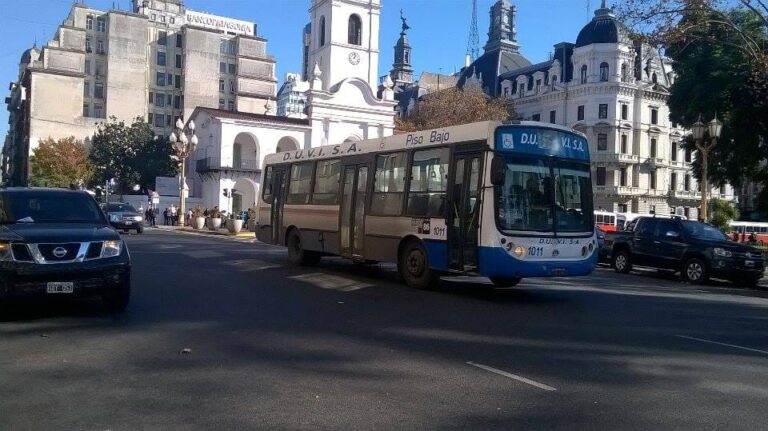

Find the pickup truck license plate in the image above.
[
  {"left": 46, "top": 282, "right": 74, "bottom": 294},
  {"left": 745, "top": 260, "right": 755, "bottom": 267},
  {"left": 124, "top": 221, "right": 133, "bottom": 225}
]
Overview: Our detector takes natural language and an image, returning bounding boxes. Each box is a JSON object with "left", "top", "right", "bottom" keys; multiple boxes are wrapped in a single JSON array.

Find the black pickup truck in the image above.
[{"left": 604, "top": 216, "right": 764, "bottom": 287}]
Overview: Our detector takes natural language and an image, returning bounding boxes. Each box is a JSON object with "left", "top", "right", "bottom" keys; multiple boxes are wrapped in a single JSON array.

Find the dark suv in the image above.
[
  {"left": 604, "top": 216, "right": 764, "bottom": 287},
  {"left": 0, "top": 188, "right": 131, "bottom": 312}
]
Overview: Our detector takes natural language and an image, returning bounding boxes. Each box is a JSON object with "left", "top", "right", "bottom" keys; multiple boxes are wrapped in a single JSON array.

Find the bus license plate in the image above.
[
  {"left": 47, "top": 282, "right": 74, "bottom": 294},
  {"left": 552, "top": 268, "right": 567, "bottom": 276}
]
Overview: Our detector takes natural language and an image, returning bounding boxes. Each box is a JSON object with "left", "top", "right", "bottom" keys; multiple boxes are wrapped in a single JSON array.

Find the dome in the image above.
[
  {"left": 20, "top": 47, "right": 38, "bottom": 65},
  {"left": 575, "top": 5, "right": 631, "bottom": 48}
]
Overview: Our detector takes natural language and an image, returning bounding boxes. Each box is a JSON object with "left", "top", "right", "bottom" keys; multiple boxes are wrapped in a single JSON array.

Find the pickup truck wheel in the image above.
[
  {"left": 683, "top": 258, "right": 709, "bottom": 284},
  {"left": 613, "top": 250, "right": 632, "bottom": 274}
]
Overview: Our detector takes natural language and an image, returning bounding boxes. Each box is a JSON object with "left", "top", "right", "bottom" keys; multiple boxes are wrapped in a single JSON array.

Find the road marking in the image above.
[
  {"left": 676, "top": 335, "right": 768, "bottom": 355},
  {"left": 466, "top": 361, "right": 557, "bottom": 392}
]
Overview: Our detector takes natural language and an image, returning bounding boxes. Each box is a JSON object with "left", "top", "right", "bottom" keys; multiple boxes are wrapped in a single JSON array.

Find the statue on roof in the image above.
[{"left": 400, "top": 10, "right": 410, "bottom": 36}]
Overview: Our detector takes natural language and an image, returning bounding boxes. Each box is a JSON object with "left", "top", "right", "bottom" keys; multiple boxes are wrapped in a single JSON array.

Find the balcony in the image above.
[
  {"left": 592, "top": 153, "right": 640, "bottom": 164},
  {"left": 594, "top": 186, "right": 643, "bottom": 196},
  {"left": 670, "top": 190, "right": 701, "bottom": 200},
  {"left": 645, "top": 157, "right": 666, "bottom": 167},
  {"left": 196, "top": 157, "right": 261, "bottom": 174},
  {"left": 668, "top": 159, "right": 686, "bottom": 169}
]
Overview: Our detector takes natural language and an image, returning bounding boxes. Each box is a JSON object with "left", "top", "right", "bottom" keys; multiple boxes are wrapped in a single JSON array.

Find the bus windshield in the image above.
[{"left": 495, "top": 155, "right": 593, "bottom": 234}]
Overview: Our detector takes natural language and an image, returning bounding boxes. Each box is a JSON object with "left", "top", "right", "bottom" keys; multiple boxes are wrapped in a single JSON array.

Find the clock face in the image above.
[{"left": 348, "top": 52, "right": 361, "bottom": 65}]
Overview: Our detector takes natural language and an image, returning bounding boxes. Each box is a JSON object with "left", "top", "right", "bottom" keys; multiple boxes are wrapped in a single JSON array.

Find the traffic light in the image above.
[{"left": 223, "top": 188, "right": 229, "bottom": 197}]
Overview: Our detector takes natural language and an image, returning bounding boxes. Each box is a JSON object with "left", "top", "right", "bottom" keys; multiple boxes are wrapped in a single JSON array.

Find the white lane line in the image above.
[
  {"left": 676, "top": 335, "right": 768, "bottom": 356},
  {"left": 466, "top": 361, "right": 557, "bottom": 392}
]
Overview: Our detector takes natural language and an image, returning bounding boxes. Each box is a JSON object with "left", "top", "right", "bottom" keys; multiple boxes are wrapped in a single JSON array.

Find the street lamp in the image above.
[
  {"left": 691, "top": 113, "right": 723, "bottom": 222},
  {"left": 169, "top": 118, "right": 198, "bottom": 227}
]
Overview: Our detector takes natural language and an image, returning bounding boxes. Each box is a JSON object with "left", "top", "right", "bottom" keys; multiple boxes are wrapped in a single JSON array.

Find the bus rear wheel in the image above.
[
  {"left": 287, "top": 230, "right": 321, "bottom": 266},
  {"left": 398, "top": 240, "right": 438, "bottom": 290}
]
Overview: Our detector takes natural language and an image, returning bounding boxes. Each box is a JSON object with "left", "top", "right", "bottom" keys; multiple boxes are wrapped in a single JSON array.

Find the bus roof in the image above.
[{"left": 263, "top": 120, "right": 589, "bottom": 165}]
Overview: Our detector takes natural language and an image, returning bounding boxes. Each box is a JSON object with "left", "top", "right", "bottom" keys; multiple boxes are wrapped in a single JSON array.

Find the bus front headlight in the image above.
[{"left": 513, "top": 246, "right": 525, "bottom": 257}]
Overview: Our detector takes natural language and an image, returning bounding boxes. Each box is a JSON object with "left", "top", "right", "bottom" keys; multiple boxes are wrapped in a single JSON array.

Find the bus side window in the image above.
[
  {"left": 287, "top": 162, "right": 314, "bottom": 205},
  {"left": 371, "top": 152, "right": 407, "bottom": 216},
  {"left": 406, "top": 147, "right": 449, "bottom": 217},
  {"left": 263, "top": 166, "right": 274, "bottom": 202},
  {"left": 311, "top": 159, "right": 341, "bottom": 205}
]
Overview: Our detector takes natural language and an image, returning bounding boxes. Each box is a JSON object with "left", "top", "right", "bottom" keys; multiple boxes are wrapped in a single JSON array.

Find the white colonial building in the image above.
[
  {"left": 188, "top": 0, "right": 396, "bottom": 213},
  {"left": 458, "top": 0, "right": 736, "bottom": 219}
]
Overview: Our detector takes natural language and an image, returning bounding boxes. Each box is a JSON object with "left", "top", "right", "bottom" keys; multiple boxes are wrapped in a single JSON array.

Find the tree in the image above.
[
  {"left": 709, "top": 198, "right": 740, "bottom": 232},
  {"left": 29, "top": 137, "right": 92, "bottom": 188},
  {"left": 88, "top": 117, "right": 178, "bottom": 193},
  {"left": 617, "top": 1, "right": 768, "bottom": 212},
  {"left": 396, "top": 87, "right": 515, "bottom": 132}
]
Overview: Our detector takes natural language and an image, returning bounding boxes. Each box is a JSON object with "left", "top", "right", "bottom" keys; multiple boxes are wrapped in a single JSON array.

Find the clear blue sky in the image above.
[{"left": 1, "top": 0, "right": 593, "bottom": 137}]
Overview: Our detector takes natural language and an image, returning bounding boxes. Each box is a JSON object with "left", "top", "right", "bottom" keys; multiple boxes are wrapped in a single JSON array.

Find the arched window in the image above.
[
  {"left": 551, "top": 75, "right": 557, "bottom": 88},
  {"left": 599, "top": 62, "right": 609, "bottom": 82},
  {"left": 621, "top": 63, "right": 628, "bottom": 82},
  {"left": 348, "top": 14, "right": 362, "bottom": 45},
  {"left": 652, "top": 73, "right": 658, "bottom": 84},
  {"left": 319, "top": 16, "right": 326, "bottom": 47},
  {"left": 580, "top": 65, "right": 588, "bottom": 84}
]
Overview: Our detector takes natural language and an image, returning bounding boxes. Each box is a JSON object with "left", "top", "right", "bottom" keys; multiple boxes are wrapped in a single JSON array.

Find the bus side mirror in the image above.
[{"left": 490, "top": 156, "right": 505, "bottom": 186}]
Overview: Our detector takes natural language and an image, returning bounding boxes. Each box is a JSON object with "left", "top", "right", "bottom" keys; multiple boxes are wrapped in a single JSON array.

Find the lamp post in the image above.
[
  {"left": 691, "top": 114, "right": 723, "bottom": 222},
  {"left": 169, "top": 118, "right": 198, "bottom": 227}
]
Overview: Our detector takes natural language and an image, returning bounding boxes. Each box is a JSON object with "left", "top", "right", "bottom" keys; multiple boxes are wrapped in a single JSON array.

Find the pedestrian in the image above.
[
  {"left": 186, "top": 209, "right": 193, "bottom": 226},
  {"left": 749, "top": 232, "right": 758, "bottom": 244},
  {"left": 170, "top": 205, "right": 177, "bottom": 225},
  {"left": 732, "top": 231, "right": 739, "bottom": 242},
  {"left": 163, "top": 207, "right": 169, "bottom": 225}
]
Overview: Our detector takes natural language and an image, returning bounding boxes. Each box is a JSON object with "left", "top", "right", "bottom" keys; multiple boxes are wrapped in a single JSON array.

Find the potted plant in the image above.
[
  {"left": 226, "top": 212, "right": 244, "bottom": 234},
  {"left": 192, "top": 206, "right": 206, "bottom": 230},
  {"left": 207, "top": 208, "right": 222, "bottom": 230},
  {"left": 247, "top": 208, "right": 258, "bottom": 232}
]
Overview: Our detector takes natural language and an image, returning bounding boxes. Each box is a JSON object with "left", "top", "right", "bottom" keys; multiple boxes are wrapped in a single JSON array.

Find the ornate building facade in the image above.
[{"left": 458, "top": 0, "right": 736, "bottom": 219}]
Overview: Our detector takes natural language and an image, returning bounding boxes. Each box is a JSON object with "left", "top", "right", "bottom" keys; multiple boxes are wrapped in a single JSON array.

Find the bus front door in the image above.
[
  {"left": 270, "top": 167, "right": 288, "bottom": 244},
  {"left": 339, "top": 164, "right": 369, "bottom": 258},
  {"left": 448, "top": 153, "right": 483, "bottom": 272}
]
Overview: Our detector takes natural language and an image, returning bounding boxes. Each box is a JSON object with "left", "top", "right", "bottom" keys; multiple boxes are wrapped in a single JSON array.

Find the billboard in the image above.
[{"left": 155, "top": 176, "right": 189, "bottom": 197}]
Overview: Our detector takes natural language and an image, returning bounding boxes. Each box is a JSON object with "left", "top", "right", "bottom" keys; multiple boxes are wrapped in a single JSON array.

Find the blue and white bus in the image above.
[{"left": 257, "top": 121, "right": 597, "bottom": 289}]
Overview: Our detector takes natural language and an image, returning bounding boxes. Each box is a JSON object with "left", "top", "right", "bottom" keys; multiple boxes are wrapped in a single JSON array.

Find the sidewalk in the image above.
[{"left": 153, "top": 224, "right": 256, "bottom": 238}]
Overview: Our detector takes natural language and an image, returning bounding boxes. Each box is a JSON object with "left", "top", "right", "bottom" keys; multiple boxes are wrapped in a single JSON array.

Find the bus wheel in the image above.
[
  {"left": 490, "top": 277, "right": 522, "bottom": 288},
  {"left": 287, "top": 230, "right": 321, "bottom": 266},
  {"left": 398, "top": 240, "right": 438, "bottom": 290}
]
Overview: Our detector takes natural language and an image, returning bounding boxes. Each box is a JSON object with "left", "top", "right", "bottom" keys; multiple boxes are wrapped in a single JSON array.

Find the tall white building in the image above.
[
  {"left": 4, "top": 0, "right": 277, "bottom": 187},
  {"left": 188, "top": 0, "right": 396, "bottom": 212},
  {"left": 458, "top": 0, "right": 735, "bottom": 219}
]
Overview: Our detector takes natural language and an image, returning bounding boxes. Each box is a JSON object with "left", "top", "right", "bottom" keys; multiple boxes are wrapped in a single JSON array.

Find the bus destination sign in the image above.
[{"left": 495, "top": 127, "right": 589, "bottom": 161}]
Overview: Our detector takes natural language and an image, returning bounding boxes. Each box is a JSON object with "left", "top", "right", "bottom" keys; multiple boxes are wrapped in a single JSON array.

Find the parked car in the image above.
[
  {"left": 103, "top": 202, "right": 144, "bottom": 234},
  {"left": 0, "top": 188, "right": 132, "bottom": 312},
  {"left": 604, "top": 216, "right": 764, "bottom": 287}
]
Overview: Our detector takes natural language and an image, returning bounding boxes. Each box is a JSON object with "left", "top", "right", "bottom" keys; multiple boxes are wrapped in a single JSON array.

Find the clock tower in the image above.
[{"left": 306, "top": 0, "right": 381, "bottom": 92}]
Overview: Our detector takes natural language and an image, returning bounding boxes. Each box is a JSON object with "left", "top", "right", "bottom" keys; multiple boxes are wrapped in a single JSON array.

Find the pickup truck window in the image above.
[
  {"left": 636, "top": 218, "right": 657, "bottom": 236},
  {"left": 0, "top": 191, "right": 104, "bottom": 224},
  {"left": 655, "top": 219, "right": 680, "bottom": 237},
  {"left": 682, "top": 220, "right": 728, "bottom": 241}
]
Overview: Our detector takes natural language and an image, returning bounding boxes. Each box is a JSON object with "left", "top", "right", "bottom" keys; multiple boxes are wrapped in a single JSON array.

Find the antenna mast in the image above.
[{"left": 466, "top": 0, "right": 480, "bottom": 63}]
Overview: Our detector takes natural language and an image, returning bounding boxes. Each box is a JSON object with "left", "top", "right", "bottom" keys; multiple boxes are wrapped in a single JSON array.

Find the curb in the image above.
[{"left": 153, "top": 226, "right": 256, "bottom": 240}]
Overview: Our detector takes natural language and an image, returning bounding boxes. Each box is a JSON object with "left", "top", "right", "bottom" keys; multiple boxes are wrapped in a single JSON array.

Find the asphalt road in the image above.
[{"left": 1, "top": 229, "right": 767, "bottom": 430}]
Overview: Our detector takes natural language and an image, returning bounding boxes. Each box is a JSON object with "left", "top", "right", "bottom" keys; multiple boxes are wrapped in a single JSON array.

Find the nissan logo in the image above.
[{"left": 52, "top": 247, "right": 68, "bottom": 258}]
